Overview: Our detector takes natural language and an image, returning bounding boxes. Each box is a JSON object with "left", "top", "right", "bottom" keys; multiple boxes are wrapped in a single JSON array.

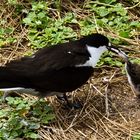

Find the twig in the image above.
[
  {"left": 125, "top": 2, "right": 140, "bottom": 10},
  {"left": 105, "top": 86, "right": 110, "bottom": 118},
  {"left": 64, "top": 113, "right": 78, "bottom": 132},
  {"left": 92, "top": 85, "right": 104, "bottom": 96},
  {"left": 93, "top": 13, "right": 99, "bottom": 33},
  {"left": 105, "top": 71, "right": 116, "bottom": 118}
]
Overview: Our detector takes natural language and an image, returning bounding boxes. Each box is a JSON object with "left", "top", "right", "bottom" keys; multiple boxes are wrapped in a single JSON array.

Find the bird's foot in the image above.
[
  {"left": 57, "top": 94, "right": 82, "bottom": 109},
  {"left": 57, "top": 94, "right": 71, "bottom": 102},
  {"left": 66, "top": 101, "right": 82, "bottom": 109}
]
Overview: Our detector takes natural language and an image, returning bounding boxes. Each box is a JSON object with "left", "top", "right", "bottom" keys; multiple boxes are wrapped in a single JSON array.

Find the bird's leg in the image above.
[
  {"left": 57, "top": 93, "right": 82, "bottom": 109},
  {"left": 57, "top": 93, "right": 69, "bottom": 102},
  {"left": 62, "top": 93, "right": 73, "bottom": 108},
  {"left": 57, "top": 93, "right": 70, "bottom": 104},
  {"left": 57, "top": 93, "right": 72, "bottom": 108}
]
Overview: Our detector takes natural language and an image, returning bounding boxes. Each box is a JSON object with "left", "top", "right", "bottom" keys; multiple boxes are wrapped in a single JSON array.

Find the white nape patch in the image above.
[{"left": 76, "top": 45, "right": 107, "bottom": 68}]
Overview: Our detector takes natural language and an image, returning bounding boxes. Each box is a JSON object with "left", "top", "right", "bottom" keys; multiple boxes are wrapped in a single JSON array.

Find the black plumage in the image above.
[
  {"left": 125, "top": 58, "right": 140, "bottom": 96},
  {"left": 0, "top": 33, "right": 114, "bottom": 107}
]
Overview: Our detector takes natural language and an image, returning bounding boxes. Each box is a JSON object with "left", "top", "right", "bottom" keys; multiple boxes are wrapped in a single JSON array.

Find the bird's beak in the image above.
[
  {"left": 107, "top": 45, "right": 121, "bottom": 54},
  {"left": 107, "top": 45, "right": 129, "bottom": 62}
]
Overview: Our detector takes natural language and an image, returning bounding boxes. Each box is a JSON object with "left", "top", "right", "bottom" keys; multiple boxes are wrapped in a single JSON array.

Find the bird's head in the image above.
[
  {"left": 82, "top": 33, "right": 117, "bottom": 54},
  {"left": 83, "top": 33, "right": 129, "bottom": 60},
  {"left": 78, "top": 33, "right": 119, "bottom": 67}
]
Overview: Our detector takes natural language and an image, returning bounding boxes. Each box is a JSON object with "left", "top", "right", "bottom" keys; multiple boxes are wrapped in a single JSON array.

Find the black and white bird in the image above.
[
  {"left": 109, "top": 47, "right": 140, "bottom": 96},
  {"left": 0, "top": 33, "right": 115, "bottom": 107}
]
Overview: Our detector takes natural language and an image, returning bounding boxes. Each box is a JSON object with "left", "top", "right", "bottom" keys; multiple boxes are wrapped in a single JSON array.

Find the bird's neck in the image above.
[
  {"left": 76, "top": 45, "right": 107, "bottom": 67},
  {"left": 86, "top": 45, "right": 107, "bottom": 67}
]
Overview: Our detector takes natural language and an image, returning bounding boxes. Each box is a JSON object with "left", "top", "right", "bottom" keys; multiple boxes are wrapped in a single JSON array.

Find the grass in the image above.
[{"left": 0, "top": 0, "right": 140, "bottom": 139}]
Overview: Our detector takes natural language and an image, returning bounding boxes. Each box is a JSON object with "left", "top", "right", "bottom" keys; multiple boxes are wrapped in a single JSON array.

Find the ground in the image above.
[
  {"left": 40, "top": 67, "right": 140, "bottom": 140},
  {"left": 0, "top": 0, "right": 140, "bottom": 140}
]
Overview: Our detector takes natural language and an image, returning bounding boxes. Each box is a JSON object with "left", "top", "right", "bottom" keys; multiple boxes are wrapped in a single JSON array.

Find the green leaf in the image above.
[
  {"left": 115, "top": 61, "right": 123, "bottom": 67},
  {"left": 0, "top": 129, "right": 10, "bottom": 139},
  {"left": 8, "top": 0, "right": 18, "bottom": 5},
  {"left": 41, "top": 114, "right": 55, "bottom": 124},
  {"left": 35, "top": 20, "right": 42, "bottom": 25},
  {"left": 29, "top": 122, "right": 40, "bottom": 130},
  {"left": 119, "top": 31, "right": 129, "bottom": 38},
  {"left": 6, "top": 97, "right": 16, "bottom": 105},
  {"left": 114, "top": 3, "right": 127, "bottom": 16},
  {"left": 130, "top": 21, "right": 140, "bottom": 28},
  {"left": 32, "top": 2, "right": 46, "bottom": 11},
  {"left": 23, "top": 17, "right": 32, "bottom": 25},
  {"left": 38, "top": 12, "right": 46, "bottom": 19},
  {"left": 132, "top": 133, "right": 140, "bottom": 140},
  {"left": 26, "top": 132, "right": 40, "bottom": 139},
  {"left": 97, "top": 7, "right": 110, "bottom": 17},
  {"left": 4, "top": 28, "right": 14, "bottom": 34},
  {"left": 99, "top": 0, "right": 116, "bottom": 4},
  {"left": 131, "top": 58, "right": 140, "bottom": 64},
  {"left": 0, "top": 109, "right": 9, "bottom": 118},
  {"left": 104, "top": 57, "right": 112, "bottom": 62},
  {"left": 10, "top": 130, "right": 19, "bottom": 138}
]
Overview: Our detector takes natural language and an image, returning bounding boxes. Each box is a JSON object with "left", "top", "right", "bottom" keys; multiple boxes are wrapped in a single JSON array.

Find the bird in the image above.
[
  {"left": 109, "top": 47, "right": 140, "bottom": 96},
  {"left": 0, "top": 33, "right": 115, "bottom": 108}
]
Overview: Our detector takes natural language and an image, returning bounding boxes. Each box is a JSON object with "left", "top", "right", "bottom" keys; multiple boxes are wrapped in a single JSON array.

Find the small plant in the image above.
[
  {"left": 131, "top": 58, "right": 140, "bottom": 64},
  {"left": 132, "top": 133, "right": 140, "bottom": 140},
  {"left": 0, "top": 27, "right": 16, "bottom": 47},
  {"left": 0, "top": 97, "right": 55, "bottom": 139},
  {"left": 83, "top": 0, "right": 140, "bottom": 43},
  {"left": 97, "top": 52, "right": 124, "bottom": 67},
  {"left": 22, "top": 0, "right": 139, "bottom": 66},
  {"left": 7, "top": 0, "right": 18, "bottom": 5},
  {"left": 23, "top": 1, "right": 77, "bottom": 49}
]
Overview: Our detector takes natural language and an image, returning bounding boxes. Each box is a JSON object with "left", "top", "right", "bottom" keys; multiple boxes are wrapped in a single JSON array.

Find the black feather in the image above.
[{"left": 0, "top": 33, "right": 109, "bottom": 98}]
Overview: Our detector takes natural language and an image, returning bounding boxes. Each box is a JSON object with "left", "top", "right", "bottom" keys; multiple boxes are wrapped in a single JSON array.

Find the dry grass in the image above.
[
  {"left": 0, "top": 0, "right": 140, "bottom": 140},
  {"left": 37, "top": 67, "right": 140, "bottom": 140}
]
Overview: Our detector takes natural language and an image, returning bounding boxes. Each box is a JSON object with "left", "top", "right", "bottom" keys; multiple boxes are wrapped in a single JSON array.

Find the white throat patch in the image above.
[{"left": 76, "top": 45, "right": 107, "bottom": 68}]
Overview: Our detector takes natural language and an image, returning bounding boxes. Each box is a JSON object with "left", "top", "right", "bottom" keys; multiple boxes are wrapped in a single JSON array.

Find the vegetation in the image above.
[
  {"left": 0, "top": 96, "right": 55, "bottom": 139},
  {"left": 0, "top": 0, "right": 140, "bottom": 139}
]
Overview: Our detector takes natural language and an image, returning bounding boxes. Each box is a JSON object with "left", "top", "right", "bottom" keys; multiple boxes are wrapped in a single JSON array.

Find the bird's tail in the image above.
[{"left": 0, "top": 66, "right": 27, "bottom": 89}]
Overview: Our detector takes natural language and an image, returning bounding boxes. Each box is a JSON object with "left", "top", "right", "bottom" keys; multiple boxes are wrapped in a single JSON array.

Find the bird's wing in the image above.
[
  {"left": 5, "top": 55, "right": 35, "bottom": 72},
  {"left": 5, "top": 42, "right": 90, "bottom": 73},
  {"left": 33, "top": 43, "right": 90, "bottom": 71}
]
